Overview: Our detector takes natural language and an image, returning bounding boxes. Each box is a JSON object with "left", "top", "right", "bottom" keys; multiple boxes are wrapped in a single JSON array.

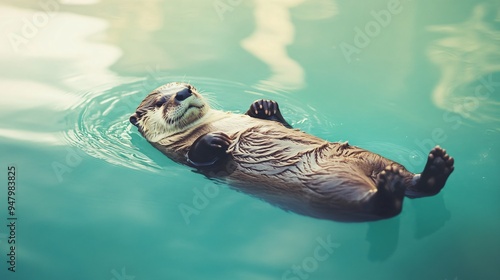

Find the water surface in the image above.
[{"left": 0, "top": 0, "right": 499, "bottom": 279}]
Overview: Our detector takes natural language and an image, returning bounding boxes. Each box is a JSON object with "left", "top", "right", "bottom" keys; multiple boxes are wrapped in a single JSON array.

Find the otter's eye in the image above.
[
  {"left": 155, "top": 97, "right": 167, "bottom": 107},
  {"left": 186, "top": 84, "right": 196, "bottom": 91}
]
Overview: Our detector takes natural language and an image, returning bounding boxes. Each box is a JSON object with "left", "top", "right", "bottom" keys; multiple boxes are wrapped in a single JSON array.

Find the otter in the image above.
[{"left": 129, "top": 82, "right": 455, "bottom": 222}]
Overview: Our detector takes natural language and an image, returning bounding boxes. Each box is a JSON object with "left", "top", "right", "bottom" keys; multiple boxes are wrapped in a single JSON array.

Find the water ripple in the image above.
[{"left": 64, "top": 80, "right": 162, "bottom": 173}]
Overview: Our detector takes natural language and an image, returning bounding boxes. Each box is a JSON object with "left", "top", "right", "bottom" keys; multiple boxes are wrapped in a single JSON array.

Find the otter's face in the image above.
[{"left": 130, "top": 82, "right": 209, "bottom": 142}]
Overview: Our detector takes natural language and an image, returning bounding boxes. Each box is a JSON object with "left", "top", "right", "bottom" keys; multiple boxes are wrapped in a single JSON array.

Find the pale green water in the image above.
[{"left": 1, "top": 0, "right": 499, "bottom": 280}]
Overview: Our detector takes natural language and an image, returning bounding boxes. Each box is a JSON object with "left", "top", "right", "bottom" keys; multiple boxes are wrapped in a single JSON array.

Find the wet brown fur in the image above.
[{"left": 146, "top": 111, "right": 412, "bottom": 221}]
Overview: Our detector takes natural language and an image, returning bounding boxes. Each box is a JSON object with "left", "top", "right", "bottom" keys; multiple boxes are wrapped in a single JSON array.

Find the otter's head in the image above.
[{"left": 130, "top": 82, "right": 209, "bottom": 142}]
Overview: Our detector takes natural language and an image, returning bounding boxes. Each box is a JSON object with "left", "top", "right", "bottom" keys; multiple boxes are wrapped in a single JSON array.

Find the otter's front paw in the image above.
[
  {"left": 246, "top": 99, "right": 292, "bottom": 128},
  {"left": 248, "top": 99, "right": 280, "bottom": 117},
  {"left": 187, "top": 132, "right": 231, "bottom": 167}
]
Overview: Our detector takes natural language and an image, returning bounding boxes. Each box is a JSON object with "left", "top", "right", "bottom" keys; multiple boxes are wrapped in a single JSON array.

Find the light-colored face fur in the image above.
[{"left": 130, "top": 82, "right": 209, "bottom": 142}]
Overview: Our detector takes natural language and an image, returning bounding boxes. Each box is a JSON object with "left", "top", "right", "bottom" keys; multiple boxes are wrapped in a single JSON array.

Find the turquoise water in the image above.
[{"left": 1, "top": 0, "right": 499, "bottom": 279}]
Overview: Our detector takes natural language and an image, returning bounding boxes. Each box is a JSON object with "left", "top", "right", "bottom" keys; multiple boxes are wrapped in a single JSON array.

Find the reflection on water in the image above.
[
  {"left": 60, "top": 0, "right": 100, "bottom": 5},
  {"left": 241, "top": 0, "right": 337, "bottom": 92},
  {"left": 290, "top": 0, "right": 337, "bottom": 21},
  {"left": 428, "top": 3, "right": 500, "bottom": 126},
  {"left": 241, "top": 0, "right": 307, "bottom": 91},
  {"left": 0, "top": 4, "right": 125, "bottom": 145}
]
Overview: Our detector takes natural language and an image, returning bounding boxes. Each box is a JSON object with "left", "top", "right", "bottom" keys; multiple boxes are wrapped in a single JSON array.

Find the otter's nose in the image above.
[{"left": 175, "top": 88, "right": 192, "bottom": 102}]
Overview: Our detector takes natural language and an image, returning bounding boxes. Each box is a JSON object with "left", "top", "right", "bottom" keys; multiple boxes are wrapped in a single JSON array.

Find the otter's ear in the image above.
[{"left": 129, "top": 114, "right": 138, "bottom": 126}]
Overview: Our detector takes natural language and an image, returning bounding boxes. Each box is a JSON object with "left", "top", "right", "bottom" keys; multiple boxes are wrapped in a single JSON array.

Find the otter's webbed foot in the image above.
[
  {"left": 406, "top": 146, "right": 454, "bottom": 198},
  {"left": 246, "top": 99, "right": 292, "bottom": 128},
  {"left": 371, "top": 166, "right": 406, "bottom": 218},
  {"left": 187, "top": 132, "right": 231, "bottom": 167}
]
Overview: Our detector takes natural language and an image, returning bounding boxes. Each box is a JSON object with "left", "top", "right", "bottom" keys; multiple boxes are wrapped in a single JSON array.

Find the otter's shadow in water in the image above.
[
  {"left": 366, "top": 217, "right": 401, "bottom": 262},
  {"left": 366, "top": 195, "right": 451, "bottom": 261},
  {"left": 411, "top": 195, "right": 451, "bottom": 239}
]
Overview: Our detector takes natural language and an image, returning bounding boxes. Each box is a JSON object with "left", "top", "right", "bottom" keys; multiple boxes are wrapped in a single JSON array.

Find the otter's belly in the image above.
[
  {"left": 164, "top": 113, "right": 378, "bottom": 220},
  {"left": 209, "top": 118, "right": 377, "bottom": 214},
  {"left": 211, "top": 115, "right": 330, "bottom": 179}
]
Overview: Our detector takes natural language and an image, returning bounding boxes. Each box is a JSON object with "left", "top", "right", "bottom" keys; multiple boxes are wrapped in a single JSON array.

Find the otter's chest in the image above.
[
  {"left": 157, "top": 112, "right": 329, "bottom": 166},
  {"left": 209, "top": 114, "right": 267, "bottom": 135}
]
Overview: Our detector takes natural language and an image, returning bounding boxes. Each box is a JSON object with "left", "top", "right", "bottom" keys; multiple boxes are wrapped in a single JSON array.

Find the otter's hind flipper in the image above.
[
  {"left": 187, "top": 132, "right": 231, "bottom": 167},
  {"left": 405, "top": 146, "right": 455, "bottom": 198},
  {"left": 370, "top": 165, "right": 406, "bottom": 218},
  {"left": 246, "top": 99, "right": 292, "bottom": 128}
]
